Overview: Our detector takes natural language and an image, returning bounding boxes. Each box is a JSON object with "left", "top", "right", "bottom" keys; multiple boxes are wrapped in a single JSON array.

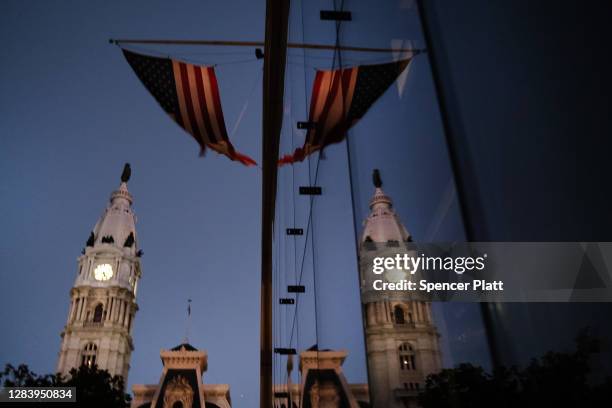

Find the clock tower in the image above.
[{"left": 56, "top": 164, "right": 142, "bottom": 383}]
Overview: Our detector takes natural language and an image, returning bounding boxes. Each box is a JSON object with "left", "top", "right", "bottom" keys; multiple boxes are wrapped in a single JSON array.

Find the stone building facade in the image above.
[
  {"left": 132, "top": 346, "right": 368, "bottom": 408},
  {"left": 131, "top": 343, "right": 231, "bottom": 408}
]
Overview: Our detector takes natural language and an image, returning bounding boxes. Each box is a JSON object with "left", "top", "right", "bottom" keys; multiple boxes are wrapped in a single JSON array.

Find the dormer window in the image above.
[
  {"left": 123, "top": 232, "right": 135, "bottom": 248},
  {"left": 86, "top": 232, "right": 95, "bottom": 247},
  {"left": 101, "top": 235, "right": 114, "bottom": 244}
]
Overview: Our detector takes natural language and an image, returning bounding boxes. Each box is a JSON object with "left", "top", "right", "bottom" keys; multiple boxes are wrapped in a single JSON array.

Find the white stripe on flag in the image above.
[
  {"left": 172, "top": 60, "right": 194, "bottom": 136},
  {"left": 186, "top": 64, "right": 208, "bottom": 143},
  {"left": 201, "top": 67, "right": 224, "bottom": 140}
]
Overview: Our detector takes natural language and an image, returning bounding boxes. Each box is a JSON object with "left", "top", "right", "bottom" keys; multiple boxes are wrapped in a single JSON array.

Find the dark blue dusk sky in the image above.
[{"left": 0, "top": 1, "right": 489, "bottom": 405}]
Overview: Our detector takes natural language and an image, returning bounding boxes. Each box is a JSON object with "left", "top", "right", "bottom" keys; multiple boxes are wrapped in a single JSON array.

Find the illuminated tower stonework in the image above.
[
  {"left": 56, "top": 164, "right": 142, "bottom": 383},
  {"left": 359, "top": 170, "right": 442, "bottom": 408}
]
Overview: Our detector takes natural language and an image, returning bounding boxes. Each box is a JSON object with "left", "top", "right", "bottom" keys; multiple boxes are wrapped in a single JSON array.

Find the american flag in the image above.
[
  {"left": 279, "top": 58, "right": 412, "bottom": 165},
  {"left": 122, "top": 49, "right": 256, "bottom": 166}
]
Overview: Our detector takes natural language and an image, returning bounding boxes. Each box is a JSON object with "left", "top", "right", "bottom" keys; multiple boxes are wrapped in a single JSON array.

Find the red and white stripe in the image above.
[
  {"left": 170, "top": 60, "right": 255, "bottom": 165},
  {"left": 307, "top": 66, "right": 359, "bottom": 148},
  {"left": 172, "top": 60, "right": 229, "bottom": 151},
  {"left": 279, "top": 66, "right": 358, "bottom": 165}
]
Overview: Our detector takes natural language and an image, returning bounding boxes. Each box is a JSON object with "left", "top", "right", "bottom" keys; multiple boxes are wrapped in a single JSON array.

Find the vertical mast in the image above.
[{"left": 261, "top": 0, "right": 290, "bottom": 406}]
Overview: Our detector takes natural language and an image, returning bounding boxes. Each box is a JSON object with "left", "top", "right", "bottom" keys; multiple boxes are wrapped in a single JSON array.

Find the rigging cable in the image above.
[
  {"left": 230, "top": 67, "right": 264, "bottom": 138},
  {"left": 281, "top": 0, "right": 349, "bottom": 388},
  {"left": 287, "top": 37, "right": 300, "bottom": 393},
  {"left": 116, "top": 43, "right": 260, "bottom": 67}
]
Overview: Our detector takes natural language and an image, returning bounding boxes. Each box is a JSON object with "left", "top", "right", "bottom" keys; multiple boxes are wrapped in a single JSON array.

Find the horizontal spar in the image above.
[{"left": 109, "top": 38, "right": 425, "bottom": 54}]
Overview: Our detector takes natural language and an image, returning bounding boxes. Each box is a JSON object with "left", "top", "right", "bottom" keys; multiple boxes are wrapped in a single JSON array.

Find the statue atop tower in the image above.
[
  {"left": 56, "top": 164, "right": 142, "bottom": 384},
  {"left": 120, "top": 163, "right": 131, "bottom": 183},
  {"left": 362, "top": 169, "right": 412, "bottom": 244},
  {"left": 373, "top": 168, "right": 383, "bottom": 188}
]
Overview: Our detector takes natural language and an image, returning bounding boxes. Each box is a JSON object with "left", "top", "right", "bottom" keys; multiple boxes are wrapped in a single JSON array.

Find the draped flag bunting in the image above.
[
  {"left": 122, "top": 49, "right": 257, "bottom": 166},
  {"left": 278, "top": 58, "right": 413, "bottom": 165}
]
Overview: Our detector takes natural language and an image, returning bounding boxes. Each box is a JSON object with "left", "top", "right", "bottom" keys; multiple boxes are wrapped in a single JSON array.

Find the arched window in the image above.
[
  {"left": 93, "top": 304, "right": 103, "bottom": 323},
  {"left": 394, "top": 305, "right": 405, "bottom": 324},
  {"left": 81, "top": 343, "right": 97, "bottom": 368},
  {"left": 399, "top": 343, "right": 416, "bottom": 370}
]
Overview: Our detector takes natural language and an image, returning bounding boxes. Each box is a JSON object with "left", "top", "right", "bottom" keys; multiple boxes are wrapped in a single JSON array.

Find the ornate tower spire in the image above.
[
  {"left": 361, "top": 169, "right": 412, "bottom": 243},
  {"left": 89, "top": 164, "right": 138, "bottom": 257},
  {"left": 57, "top": 164, "right": 142, "bottom": 384}
]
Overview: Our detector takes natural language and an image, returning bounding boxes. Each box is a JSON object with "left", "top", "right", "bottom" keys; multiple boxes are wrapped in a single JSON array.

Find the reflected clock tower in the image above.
[
  {"left": 359, "top": 170, "right": 442, "bottom": 408},
  {"left": 56, "top": 164, "right": 142, "bottom": 383}
]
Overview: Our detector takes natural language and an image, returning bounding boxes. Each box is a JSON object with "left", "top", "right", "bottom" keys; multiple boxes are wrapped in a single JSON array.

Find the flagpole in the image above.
[
  {"left": 184, "top": 299, "right": 192, "bottom": 344},
  {"left": 110, "top": 38, "right": 425, "bottom": 55},
  {"left": 261, "top": 0, "right": 290, "bottom": 407}
]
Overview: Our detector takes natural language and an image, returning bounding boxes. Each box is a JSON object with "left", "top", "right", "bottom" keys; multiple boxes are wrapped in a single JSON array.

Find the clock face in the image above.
[{"left": 94, "top": 263, "right": 113, "bottom": 281}]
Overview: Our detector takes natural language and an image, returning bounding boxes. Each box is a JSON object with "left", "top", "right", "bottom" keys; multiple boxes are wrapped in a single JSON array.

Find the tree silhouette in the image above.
[
  {"left": 418, "top": 330, "right": 612, "bottom": 408},
  {"left": 1, "top": 363, "right": 131, "bottom": 408},
  {"left": 1, "top": 364, "right": 56, "bottom": 388}
]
